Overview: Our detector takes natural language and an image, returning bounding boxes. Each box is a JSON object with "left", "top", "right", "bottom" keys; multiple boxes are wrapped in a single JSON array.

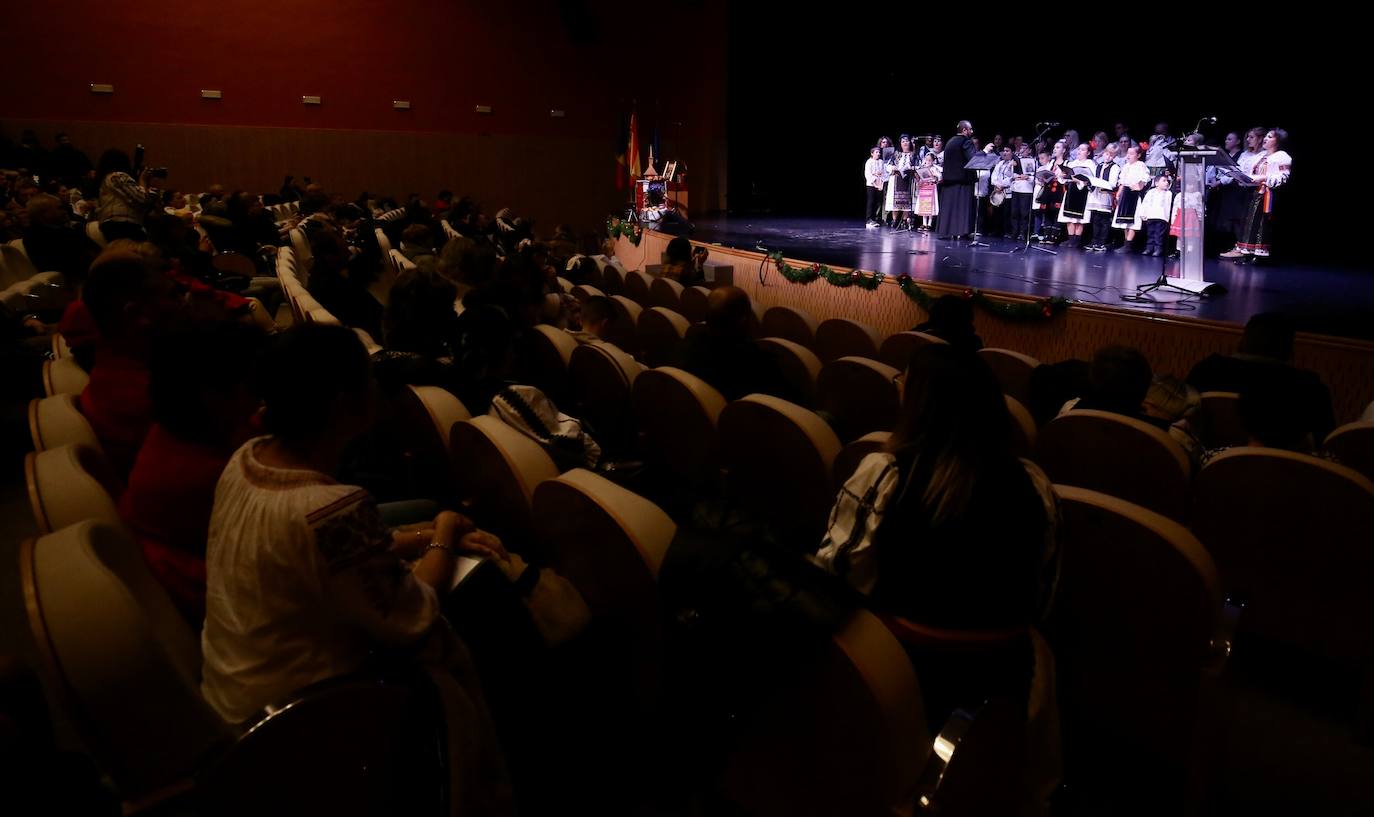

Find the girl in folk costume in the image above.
[
  {"left": 931, "top": 136, "right": 945, "bottom": 167},
  {"left": 886, "top": 135, "right": 918, "bottom": 231},
  {"left": 1084, "top": 142, "right": 1121, "bottom": 251},
  {"left": 864, "top": 146, "right": 890, "bottom": 228},
  {"left": 1112, "top": 145, "right": 1152, "bottom": 252},
  {"left": 1057, "top": 143, "right": 1096, "bottom": 247},
  {"left": 877, "top": 136, "right": 895, "bottom": 224},
  {"left": 1222, "top": 128, "right": 1292, "bottom": 262},
  {"left": 914, "top": 152, "right": 942, "bottom": 232},
  {"left": 1033, "top": 141, "right": 1066, "bottom": 241},
  {"left": 1137, "top": 173, "right": 1175, "bottom": 257}
]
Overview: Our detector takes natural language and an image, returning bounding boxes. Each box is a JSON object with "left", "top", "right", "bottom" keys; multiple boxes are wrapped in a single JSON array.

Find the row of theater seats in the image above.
[
  {"left": 511, "top": 311, "right": 1374, "bottom": 750},
  {"left": 0, "top": 239, "right": 65, "bottom": 313},
  {"left": 381, "top": 375, "right": 1252, "bottom": 809},
  {"left": 21, "top": 377, "right": 1056, "bottom": 814}
]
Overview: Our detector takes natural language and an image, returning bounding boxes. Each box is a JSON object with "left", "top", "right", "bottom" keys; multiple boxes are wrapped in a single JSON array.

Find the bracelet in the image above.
[{"left": 425, "top": 541, "right": 458, "bottom": 557}]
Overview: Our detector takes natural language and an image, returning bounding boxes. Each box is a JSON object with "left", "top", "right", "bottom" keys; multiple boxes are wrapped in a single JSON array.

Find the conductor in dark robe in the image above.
[{"left": 937, "top": 121, "right": 978, "bottom": 239}]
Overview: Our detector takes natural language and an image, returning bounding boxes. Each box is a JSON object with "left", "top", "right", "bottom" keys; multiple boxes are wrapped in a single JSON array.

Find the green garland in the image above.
[
  {"left": 606, "top": 217, "right": 643, "bottom": 247},
  {"left": 768, "top": 251, "right": 1068, "bottom": 322}
]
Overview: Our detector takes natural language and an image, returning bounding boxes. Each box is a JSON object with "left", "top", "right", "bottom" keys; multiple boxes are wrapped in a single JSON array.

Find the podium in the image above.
[
  {"left": 1179, "top": 146, "right": 1236, "bottom": 294},
  {"left": 1130, "top": 145, "right": 1231, "bottom": 299}
]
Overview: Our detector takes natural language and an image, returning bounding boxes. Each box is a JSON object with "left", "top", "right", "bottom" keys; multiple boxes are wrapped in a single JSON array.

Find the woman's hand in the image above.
[{"left": 457, "top": 530, "right": 508, "bottom": 561}]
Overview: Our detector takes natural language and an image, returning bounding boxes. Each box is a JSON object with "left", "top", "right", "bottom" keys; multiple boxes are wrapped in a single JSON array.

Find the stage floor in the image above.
[{"left": 661, "top": 216, "right": 1374, "bottom": 340}]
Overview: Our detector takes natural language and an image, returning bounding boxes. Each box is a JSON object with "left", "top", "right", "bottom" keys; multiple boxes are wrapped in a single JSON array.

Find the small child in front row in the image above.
[{"left": 1137, "top": 173, "right": 1174, "bottom": 257}]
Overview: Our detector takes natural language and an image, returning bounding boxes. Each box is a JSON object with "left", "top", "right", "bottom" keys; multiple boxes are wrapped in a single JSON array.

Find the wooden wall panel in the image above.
[
  {"left": 618, "top": 232, "right": 1374, "bottom": 426},
  {"left": 2, "top": 118, "right": 718, "bottom": 234}
]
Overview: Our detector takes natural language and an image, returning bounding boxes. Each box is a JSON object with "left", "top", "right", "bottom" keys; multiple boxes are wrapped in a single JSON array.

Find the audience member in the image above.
[
  {"left": 682, "top": 286, "right": 795, "bottom": 402},
  {"left": 1187, "top": 313, "right": 1336, "bottom": 442},
  {"left": 913, "top": 294, "right": 984, "bottom": 354},
  {"left": 119, "top": 320, "right": 266, "bottom": 624}
]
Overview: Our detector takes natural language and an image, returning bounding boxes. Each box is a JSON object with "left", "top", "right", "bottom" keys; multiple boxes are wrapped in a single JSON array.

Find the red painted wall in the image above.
[{"left": 1, "top": 0, "right": 726, "bottom": 166}]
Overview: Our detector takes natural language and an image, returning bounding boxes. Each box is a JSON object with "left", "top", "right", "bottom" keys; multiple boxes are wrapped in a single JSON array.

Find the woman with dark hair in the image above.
[
  {"left": 1222, "top": 128, "right": 1292, "bottom": 263},
  {"left": 814, "top": 345, "right": 1059, "bottom": 722},
  {"left": 200, "top": 326, "right": 512, "bottom": 813},
  {"left": 371, "top": 267, "right": 462, "bottom": 393},
  {"left": 96, "top": 149, "right": 155, "bottom": 243}
]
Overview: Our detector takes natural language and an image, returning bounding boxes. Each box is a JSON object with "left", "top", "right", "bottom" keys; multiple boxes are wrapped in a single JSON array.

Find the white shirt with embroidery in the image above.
[{"left": 201, "top": 437, "right": 440, "bottom": 723}]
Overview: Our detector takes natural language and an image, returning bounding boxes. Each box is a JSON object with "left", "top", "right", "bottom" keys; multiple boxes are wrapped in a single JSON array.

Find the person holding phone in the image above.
[{"left": 96, "top": 148, "right": 157, "bottom": 242}]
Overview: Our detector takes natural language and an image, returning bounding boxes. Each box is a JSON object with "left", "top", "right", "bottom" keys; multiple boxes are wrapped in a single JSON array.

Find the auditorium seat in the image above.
[
  {"left": 1193, "top": 448, "right": 1374, "bottom": 735},
  {"left": 526, "top": 324, "right": 580, "bottom": 401},
  {"left": 1006, "top": 394, "right": 1038, "bottom": 459},
  {"left": 605, "top": 295, "right": 642, "bottom": 357},
  {"left": 1035, "top": 409, "right": 1191, "bottom": 521},
  {"left": 679, "top": 285, "right": 712, "bottom": 323},
  {"left": 86, "top": 220, "right": 108, "bottom": 248},
  {"left": 392, "top": 385, "right": 471, "bottom": 505},
  {"left": 42, "top": 356, "right": 90, "bottom": 398},
  {"left": 632, "top": 366, "right": 727, "bottom": 491},
  {"left": 600, "top": 264, "right": 626, "bottom": 296},
  {"left": 815, "top": 317, "right": 882, "bottom": 363},
  {"left": 533, "top": 469, "right": 674, "bottom": 621},
  {"left": 721, "top": 608, "right": 939, "bottom": 817},
  {"left": 978, "top": 348, "right": 1041, "bottom": 408},
  {"left": 877, "top": 330, "right": 946, "bottom": 371},
  {"left": 834, "top": 431, "right": 891, "bottom": 485},
  {"left": 816, "top": 356, "right": 902, "bottom": 443},
  {"left": 623, "top": 269, "right": 654, "bottom": 305},
  {"left": 0, "top": 243, "right": 41, "bottom": 285},
  {"left": 351, "top": 327, "right": 382, "bottom": 354},
  {"left": 719, "top": 394, "right": 841, "bottom": 547},
  {"left": 568, "top": 341, "right": 643, "bottom": 457},
  {"left": 1048, "top": 485, "right": 1233, "bottom": 804},
  {"left": 210, "top": 252, "right": 257, "bottom": 279},
  {"left": 760, "top": 305, "right": 819, "bottom": 349},
  {"left": 21, "top": 522, "right": 232, "bottom": 806},
  {"left": 1195, "top": 391, "right": 1247, "bottom": 449},
  {"left": 390, "top": 248, "right": 416, "bottom": 274},
  {"left": 649, "top": 276, "right": 685, "bottom": 312},
  {"left": 758, "top": 337, "right": 823, "bottom": 408},
  {"left": 450, "top": 415, "right": 559, "bottom": 548},
  {"left": 199, "top": 666, "right": 465, "bottom": 817},
  {"left": 288, "top": 227, "right": 313, "bottom": 275},
  {"left": 637, "top": 306, "right": 690, "bottom": 368},
  {"left": 879, "top": 618, "right": 1061, "bottom": 814},
  {"left": 28, "top": 394, "right": 100, "bottom": 454},
  {"left": 1323, "top": 420, "right": 1374, "bottom": 481},
  {"left": 25, "top": 443, "right": 123, "bottom": 535},
  {"left": 570, "top": 284, "right": 605, "bottom": 304}
]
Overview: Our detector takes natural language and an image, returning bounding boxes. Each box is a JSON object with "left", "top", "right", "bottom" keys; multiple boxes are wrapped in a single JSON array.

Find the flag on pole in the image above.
[
  {"left": 628, "top": 111, "right": 642, "bottom": 179},
  {"left": 615, "top": 112, "right": 628, "bottom": 189}
]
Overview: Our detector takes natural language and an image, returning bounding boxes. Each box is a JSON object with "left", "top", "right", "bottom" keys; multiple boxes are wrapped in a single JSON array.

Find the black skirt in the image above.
[
  {"left": 1060, "top": 184, "right": 1089, "bottom": 220},
  {"left": 1114, "top": 188, "right": 1142, "bottom": 227}
]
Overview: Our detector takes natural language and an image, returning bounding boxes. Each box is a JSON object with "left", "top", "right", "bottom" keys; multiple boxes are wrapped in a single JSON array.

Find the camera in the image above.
[{"left": 146, "top": 167, "right": 169, "bottom": 180}]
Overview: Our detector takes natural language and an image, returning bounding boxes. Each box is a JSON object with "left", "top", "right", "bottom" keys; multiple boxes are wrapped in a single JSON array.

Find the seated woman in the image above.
[
  {"left": 661, "top": 235, "right": 707, "bottom": 285},
  {"left": 370, "top": 267, "right": 462, "bottom": 394},
  {"left": 199, "top": 323, "right": 516, "bottom": 812},
  {"left": 814, "top": 345, "right": 1060, "bottom": 726},
  {"left": 119, "top": 320, "right": 266, "bottom": 625}
]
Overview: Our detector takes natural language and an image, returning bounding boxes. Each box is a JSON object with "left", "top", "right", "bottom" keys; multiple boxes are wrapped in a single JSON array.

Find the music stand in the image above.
[{"left": 963, "top": 152, "right": 1001, "bottom": 248}]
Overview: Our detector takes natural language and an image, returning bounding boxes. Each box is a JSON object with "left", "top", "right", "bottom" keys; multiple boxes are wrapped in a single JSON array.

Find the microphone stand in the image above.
[{"left": 1011, "top": 123, "right": 1058, "bottom": 256}]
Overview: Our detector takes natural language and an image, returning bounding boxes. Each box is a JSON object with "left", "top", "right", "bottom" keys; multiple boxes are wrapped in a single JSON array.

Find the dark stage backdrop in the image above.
[{"left": 726, "top": 9, "right": 1365, "bottom": 265}]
